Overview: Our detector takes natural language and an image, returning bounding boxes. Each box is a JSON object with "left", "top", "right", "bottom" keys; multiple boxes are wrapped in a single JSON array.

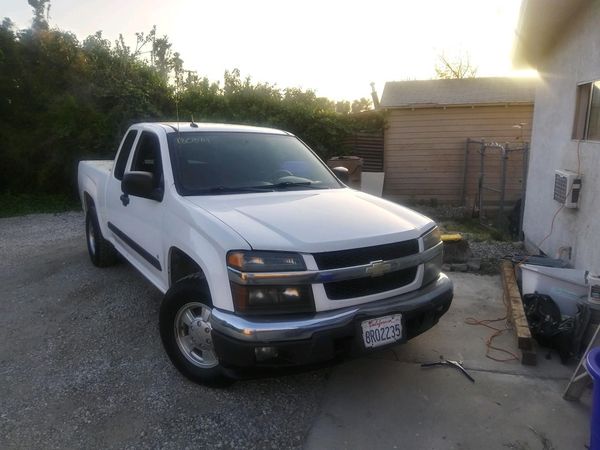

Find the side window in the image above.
[
  {"left": 114, "top": 130, "right": 138, "bottom": 180},
  {"left": 130, "top": 131, "right": 163, "bottom": 189},
  {"left": 573, "top": 80, "right": 600, "bottom": 140}
]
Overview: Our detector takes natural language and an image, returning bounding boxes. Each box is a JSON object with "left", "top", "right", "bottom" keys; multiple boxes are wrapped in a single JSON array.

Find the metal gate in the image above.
[{"left": 462, "top": 139, "right": 529, "bottom": 237}]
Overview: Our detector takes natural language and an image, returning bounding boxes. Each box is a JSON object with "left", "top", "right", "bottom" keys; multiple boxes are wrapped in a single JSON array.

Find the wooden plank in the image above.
[{"left": 500, "top": 261, "right": 536, "bottom": 365}]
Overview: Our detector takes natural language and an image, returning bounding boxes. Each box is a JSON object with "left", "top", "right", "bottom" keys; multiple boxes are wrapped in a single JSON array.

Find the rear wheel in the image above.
[
  {"left": 85, "top": 207, "right": 118, "bottom": 267},
  {"left": 159, "top": 275, "right": 231, "bottom": 386}
]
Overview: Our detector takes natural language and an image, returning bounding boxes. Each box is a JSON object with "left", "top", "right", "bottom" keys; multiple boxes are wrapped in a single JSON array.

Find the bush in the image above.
[{"left": 0, "top": 19, "right": 383, "bottom": 200}]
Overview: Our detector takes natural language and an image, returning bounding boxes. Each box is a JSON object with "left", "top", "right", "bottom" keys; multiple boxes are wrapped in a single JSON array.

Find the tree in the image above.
[
  {"left": 434, "top": 53, "right": 477, "bottom": 79},
  {"left": 351, "top": 97, "right": 372, "bottom": 113},
  {"left": 1, "top": 17, "right": 15, "bottom": 33},
  {"left": 152, "top": 35, "right": 174, "bottom": 82},
  {"left": 28, "top": 0, "right": 51, "bottom": 32},
  {"left": 0, "top": 6, "right": 384, "bottom": 198},
  {"left": 335, "top": 101, "right": 351, "bottom": 114}
]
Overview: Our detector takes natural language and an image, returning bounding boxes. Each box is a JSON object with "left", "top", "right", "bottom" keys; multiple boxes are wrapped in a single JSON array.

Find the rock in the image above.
[
  {"left": 443, "top": 240, "right": 473, "bottom": 263},
  {"left": 451, "top": 263, "right": 468, "bottom": 272},
  {"left": 467, "top": 258, "right": 482, "bottom": 271}
]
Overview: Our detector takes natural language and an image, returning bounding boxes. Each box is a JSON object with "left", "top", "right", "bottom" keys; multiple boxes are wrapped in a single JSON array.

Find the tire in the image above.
[
  {"left": 159, "top": 275, "right": 231, "bottom": 386},
  {"left": 85, "top": 207, "right": 118, "bottom": 267}
]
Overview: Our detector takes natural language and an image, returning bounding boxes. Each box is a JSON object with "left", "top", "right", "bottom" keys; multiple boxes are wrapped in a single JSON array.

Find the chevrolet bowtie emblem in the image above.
[{"left": 365, "top": 260, "right": 391, "bottom": 277}]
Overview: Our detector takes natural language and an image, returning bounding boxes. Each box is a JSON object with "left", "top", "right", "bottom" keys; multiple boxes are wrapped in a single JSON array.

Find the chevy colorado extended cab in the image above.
[{"left": 78, "top": 122, "right": 453, "bottom": 384}]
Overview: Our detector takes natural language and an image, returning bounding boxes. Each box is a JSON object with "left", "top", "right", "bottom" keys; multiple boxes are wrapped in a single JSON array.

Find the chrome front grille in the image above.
[{"left": 313, "top": 240, "right": 420, "bottom": 300}]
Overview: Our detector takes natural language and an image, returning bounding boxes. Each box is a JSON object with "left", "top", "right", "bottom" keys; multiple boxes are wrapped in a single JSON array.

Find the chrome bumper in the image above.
[{"left": 210, "top": 273, "right": 453, "bottom": 343}]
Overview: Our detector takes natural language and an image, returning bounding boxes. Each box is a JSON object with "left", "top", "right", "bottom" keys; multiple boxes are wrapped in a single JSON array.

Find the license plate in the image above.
[{"left": 361, "top": 314, "right": 403, "bottom": 348}]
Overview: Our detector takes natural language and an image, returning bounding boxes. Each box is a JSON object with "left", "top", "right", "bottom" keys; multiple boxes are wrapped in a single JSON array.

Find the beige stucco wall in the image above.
[{"left": 523, "top": 1, "right": 600, "bottom": 272}]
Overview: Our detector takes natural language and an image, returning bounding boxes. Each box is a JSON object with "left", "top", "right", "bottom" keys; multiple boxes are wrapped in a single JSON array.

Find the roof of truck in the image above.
[{"left": 142, "top": 122, "right": 292, "bottom": 135}]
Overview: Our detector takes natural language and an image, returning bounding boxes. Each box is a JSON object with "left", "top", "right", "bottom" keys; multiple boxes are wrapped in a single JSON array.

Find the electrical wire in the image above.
[
  {"left": 516, "top": 140, "right": 583, "bottom": 267},
  {"left": 464, "top": 290, "right": 520, "bottom": 362}
]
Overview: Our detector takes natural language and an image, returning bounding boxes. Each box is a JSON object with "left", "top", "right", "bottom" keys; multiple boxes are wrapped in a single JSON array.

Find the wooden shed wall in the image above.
[
  {"left": 383, "top": 104, "right": 534, "bottom": 206},
  {"left": 342, "top": 132, "right": 384, "bottom": 171}
]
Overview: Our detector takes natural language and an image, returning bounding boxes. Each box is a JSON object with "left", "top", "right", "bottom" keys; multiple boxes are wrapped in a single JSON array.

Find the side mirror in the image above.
[
  {"left": 332, "top": 166, "right": 349, "bottom": 183},
  {"left": 122, "top": 171, "right": 162, "bottom": 201}
]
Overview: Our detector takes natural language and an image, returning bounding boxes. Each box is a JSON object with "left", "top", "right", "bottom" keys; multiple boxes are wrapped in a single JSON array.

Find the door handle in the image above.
[{"left": 120, "top": 194, "right": 130, "bottom": 206}]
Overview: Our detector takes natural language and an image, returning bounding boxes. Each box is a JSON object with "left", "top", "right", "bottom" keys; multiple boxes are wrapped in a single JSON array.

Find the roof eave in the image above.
[
  {"left": 512, "top": 0, "right": 589, "bottom": 69},
  {"left": 381, "top": 101, "right": 534, "bottom": 110}
]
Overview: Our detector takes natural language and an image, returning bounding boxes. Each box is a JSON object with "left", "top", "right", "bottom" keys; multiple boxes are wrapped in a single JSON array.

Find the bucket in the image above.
[
  {"left": 520, "top": 264, "right": 588, "bottom": 316},
  {"left": 585, "top": 347, "right": 600, "bottom": 450},
  {"left": 589, "top": 274, "right": 600, "bottom": 306}
]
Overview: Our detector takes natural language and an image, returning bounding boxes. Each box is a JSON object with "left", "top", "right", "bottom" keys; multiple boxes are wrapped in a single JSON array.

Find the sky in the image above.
[{"left": 3, "top": 0, "right": 534, "bottom": 101}]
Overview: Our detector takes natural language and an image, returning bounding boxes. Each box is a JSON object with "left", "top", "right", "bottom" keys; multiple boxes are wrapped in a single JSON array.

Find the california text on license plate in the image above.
[{"left": 361, "top": 314, "right": 403, "bottom": 348}]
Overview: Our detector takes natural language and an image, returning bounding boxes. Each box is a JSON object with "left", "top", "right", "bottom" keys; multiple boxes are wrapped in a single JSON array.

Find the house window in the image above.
[{"left": 573, "top": 81, "right": 600, "bottom": 140}]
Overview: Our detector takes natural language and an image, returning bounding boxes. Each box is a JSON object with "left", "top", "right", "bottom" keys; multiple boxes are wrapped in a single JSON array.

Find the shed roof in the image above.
[{"left": 380, "top": 77, "right": 536, "bottom": 109}]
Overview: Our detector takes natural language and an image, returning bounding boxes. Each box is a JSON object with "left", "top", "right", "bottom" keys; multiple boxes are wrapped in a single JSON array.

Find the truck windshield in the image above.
[{"left": 167, "top": 132, "right": 343, "bottom": 195}]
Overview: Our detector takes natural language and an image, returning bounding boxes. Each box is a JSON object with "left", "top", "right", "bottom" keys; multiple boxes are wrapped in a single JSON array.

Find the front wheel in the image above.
[{"left": 159, "top": 276, "right": 230, "bottom": 386}]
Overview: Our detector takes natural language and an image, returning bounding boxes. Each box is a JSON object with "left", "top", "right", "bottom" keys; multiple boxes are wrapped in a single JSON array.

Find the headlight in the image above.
[
  {"left": 422, "top": 226, "right": 441, "bottom": 250},
  {"left": 230, "top": 283, "right": 315, "bottom": 315},
  {"left": 227, "top": 250, "right": 312, "bottom": 314},
  {"left": 227, "top": 250, "right": 306, "bottom": 272}
]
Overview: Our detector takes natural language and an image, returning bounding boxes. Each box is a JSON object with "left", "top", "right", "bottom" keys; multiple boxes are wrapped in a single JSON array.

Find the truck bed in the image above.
[
  {"left": 80, "top": 160, "right": 113, "bottom": 175},
  {"left": 78, "top": 160, "right": 114, "bottom": 213}
]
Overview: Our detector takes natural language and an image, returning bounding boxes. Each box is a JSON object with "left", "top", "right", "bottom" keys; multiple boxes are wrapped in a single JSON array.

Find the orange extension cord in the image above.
[{"left": 464, "top": 292, "right": 520, "bottom": 362}]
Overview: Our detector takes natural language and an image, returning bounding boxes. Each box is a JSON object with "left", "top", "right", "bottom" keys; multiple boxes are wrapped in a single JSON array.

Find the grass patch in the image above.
[
  {"left": 439, "top": 217, "right": 511, "bottom": 242},
  {"left": 0, "top": 192, "right": 80, "bottom": 218}
]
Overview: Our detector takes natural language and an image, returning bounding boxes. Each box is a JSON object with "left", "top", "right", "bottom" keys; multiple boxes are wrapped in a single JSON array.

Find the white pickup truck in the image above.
[{"left": 78, "top": 122, "right": 453, "bottom": 385}]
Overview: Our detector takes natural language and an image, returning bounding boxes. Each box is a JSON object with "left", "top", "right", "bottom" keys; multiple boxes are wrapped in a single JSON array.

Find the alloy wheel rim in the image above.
[{"left": 174, "top": 302, "right": 218, "bottom": 368}]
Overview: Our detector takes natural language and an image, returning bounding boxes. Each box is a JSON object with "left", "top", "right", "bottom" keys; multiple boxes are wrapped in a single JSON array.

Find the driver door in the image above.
[{"left": 106, "top": 130, "right": 166, "bottom": 285}]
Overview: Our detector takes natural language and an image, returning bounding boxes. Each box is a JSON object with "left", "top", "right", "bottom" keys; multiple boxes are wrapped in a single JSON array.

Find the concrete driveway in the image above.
[
  {"left": 306, "top": 273, "right": 591, "bottom": 450},
  {"left": 0, "top": 213, "right": 592, "bottom": 449}
]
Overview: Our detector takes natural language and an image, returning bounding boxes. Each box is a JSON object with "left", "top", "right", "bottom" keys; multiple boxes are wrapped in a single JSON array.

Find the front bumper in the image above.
[{"left": 209, "top": 273, "right": 453, "bottom": 369}]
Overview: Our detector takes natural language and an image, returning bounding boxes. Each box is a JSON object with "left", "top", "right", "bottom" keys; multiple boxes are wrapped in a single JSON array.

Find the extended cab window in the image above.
[
  {"left": 131, "top": 131, "right": 163, "bottom": 189},
  {"left": 167, "top": 132, "right": 341, "bottom": 195},
  {"left": 113, "top": 130, "right": 138, "bottom": 180}
]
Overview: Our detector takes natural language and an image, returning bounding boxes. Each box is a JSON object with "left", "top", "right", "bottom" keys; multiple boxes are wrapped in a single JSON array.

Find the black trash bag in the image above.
[{"left": 522, "top": 293, "right": 590, "bottom": 364}]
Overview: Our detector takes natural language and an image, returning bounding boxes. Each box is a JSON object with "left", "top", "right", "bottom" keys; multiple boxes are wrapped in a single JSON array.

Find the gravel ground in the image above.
[
  {"left": 409, "top": 205, "right": 525, "bottom": 274},
  {"left": 456, "top": 232, "right": 524, "bottom": 274},
  {"left": 0, "top": 212, "right": 328, "bottom": 449}
]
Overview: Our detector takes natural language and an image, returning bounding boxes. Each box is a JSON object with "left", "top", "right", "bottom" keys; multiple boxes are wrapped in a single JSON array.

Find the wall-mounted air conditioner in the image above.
[{"left": 553, "top": 169, "right": 582, "bottom": 208}]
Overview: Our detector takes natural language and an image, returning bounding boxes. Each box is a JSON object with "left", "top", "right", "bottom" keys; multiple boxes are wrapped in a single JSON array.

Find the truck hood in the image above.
[{"left": 185, "top": 189, "right": 434, "bottom": 253}]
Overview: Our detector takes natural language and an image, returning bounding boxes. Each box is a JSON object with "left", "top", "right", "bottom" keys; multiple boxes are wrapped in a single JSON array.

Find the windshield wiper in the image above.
[
  {"left": 202, "top": 181, "right": 328, "bottom": 194},
  {"left": 204, "top": 186, "right": 272, "bottom": 194},
  {"left": 250, "top": 181, "right": 328, "bottom": 190}
]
